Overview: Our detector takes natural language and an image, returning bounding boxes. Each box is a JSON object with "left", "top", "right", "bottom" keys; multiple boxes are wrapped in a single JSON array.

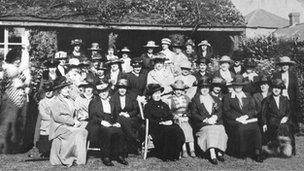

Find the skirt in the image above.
[
  {"left": 176, "top": 121, "right": 194, "bottom": 143},
  {"left": 50, "top": 127, "right": 88, "bottom": 167},
  {"left": 37, "top": 135, "right": 51, "bottom": 155},
  {"left": 196, "top": 125, "right": 228, "bottom": 152}
]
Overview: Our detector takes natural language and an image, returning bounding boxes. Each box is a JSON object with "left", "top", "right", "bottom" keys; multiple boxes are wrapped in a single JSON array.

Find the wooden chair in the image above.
[{"left": 137, "top": 99, "right": 154, "bottom": 160}]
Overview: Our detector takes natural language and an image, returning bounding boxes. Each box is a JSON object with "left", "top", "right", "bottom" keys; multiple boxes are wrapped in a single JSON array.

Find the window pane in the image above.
[
  {"left": 0, "top": 28, "right": 4, "bottom": 43},
  {"left": 8, "top": 28, "right": 24, "bottom": 43},
  {"left": 0, "top": 45, "right": 4, "bottom": 60},
  {"left": 8, "top": 45, "right": 22, "bottom": 51}
]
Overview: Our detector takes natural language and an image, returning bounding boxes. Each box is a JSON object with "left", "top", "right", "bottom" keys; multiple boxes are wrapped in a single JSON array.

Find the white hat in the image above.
[{"left": 161, "top": 38, "right": 172, "bottom": 45}]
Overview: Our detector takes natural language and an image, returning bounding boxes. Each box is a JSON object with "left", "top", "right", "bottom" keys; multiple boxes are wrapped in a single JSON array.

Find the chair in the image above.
[{"left": 137, "top": 99, "right": 154, "bottom": 160}]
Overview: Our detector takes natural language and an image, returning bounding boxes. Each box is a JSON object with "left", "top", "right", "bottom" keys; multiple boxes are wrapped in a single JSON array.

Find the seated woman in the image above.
[
  {"left": 86, "top": 82, "right": 128, "bottom": 166},
  {"left": 144, "top": 83, "right": 185, "bottom": 161},
  {"left": 261, "top": 78, "right": 295, "bottom": 157},
  {"left": 168, "top": 80, "right": 195, "bottom": 158},
  {"left": 223, "top": 75, "right": 263, "bottom": 162},
  {"left": 190, "top": 76, "right": 228, "bottom": 165},
  {"left": 49, "top": 76, "right": 88, "bottom": 167}
]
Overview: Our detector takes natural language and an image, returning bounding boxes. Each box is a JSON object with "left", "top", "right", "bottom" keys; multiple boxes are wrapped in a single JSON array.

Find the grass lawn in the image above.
[{"left": 1, "top": 136, "right": 304, "bottom": 170}]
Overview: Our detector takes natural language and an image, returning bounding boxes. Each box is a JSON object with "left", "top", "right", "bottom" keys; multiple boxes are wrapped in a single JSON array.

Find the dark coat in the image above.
[
  {"left": 140, "top": 53, "right": 154, "bottom": 71},
  {"left": 253, "top": 92, "right": 271, "bottom": 126},
  {"left": 190, "top": 94, "right": 223, "bottom": 131},
  {"left": 110, "top": 92, "right": 139, "bottom": 118},
  {"left": 229, "top": 66, "right": 246, "bottom": 75},
  {"left": 124, "top": 71, "right": 148, "bottom": 96},
  {"left": 144, "top": 100, "right": 173, "bottom": 128},
  {"left": 193, "top": 71, "right": 213, "bottom": 81}
]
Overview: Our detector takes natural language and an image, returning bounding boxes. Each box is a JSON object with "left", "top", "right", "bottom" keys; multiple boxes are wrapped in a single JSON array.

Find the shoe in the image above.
[
  {"left": 190, "top": 151, "right": 196, "bottom": 158},
  {"left": 217, "top": 155, "right": 225, "bottom": 162},
  {"left": 117, "top": 156, "right": 128, "bottom": 165},
  {"left": 182, "top": 150, "right": 188, "bottom": 158},
  {"left": 209, "top": 158, "right": 218, "bottom": 165},
  {"left": 103, "top": 157, "right": 114, "bottom": 166}
]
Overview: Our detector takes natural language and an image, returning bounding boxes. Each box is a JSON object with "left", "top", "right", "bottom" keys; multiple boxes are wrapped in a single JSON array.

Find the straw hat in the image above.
[
  {"left": 219, "top": 55, "right": 233, "bottom": 64},
  {"left": 171, "top": 80, "right": 189, "bottom": 90},
  {"left": 180, "top": 61, "right": 192, "bottom": 70},
  {"left": 143, "top": 41, "right": 159, "bottom": 48},
  {"left": 88, "top": 43, "right": 101, "bottom": 51},
  {"left": 120, "top": 47, "right": 131, "bottom": 53},
  {"left": 161, "top": 38, "right": 172, "bottom": 45},
  {"left": 71, "top": 39, "right": 83, "bottom": 46},
  {"left": 198, "top": 40, "right": 211, "bottom": 47},
  {"left": 55, "top": 51, "right": 68, "bottom": 60},
  {"left": 276, "top": 56, "right": 296, "bottom": 66}
]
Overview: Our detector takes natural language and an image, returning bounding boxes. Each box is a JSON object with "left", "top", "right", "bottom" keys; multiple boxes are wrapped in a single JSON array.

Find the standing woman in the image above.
[
  {"left": 48, "top": 76, "right": 88, "bottom": 167},
  {"left": 190, "top": 76, "right": 228, "bottom": 165},
  {"left": 223, "top": 75, "right": 263, "bottom": 162},
  {"left": 0, "top": 47, "right": 31, "bottom": 154},
  {"left": 197, "top": 40, "right": 213, "bottom": 59},
  {"left": 144, "top": 83, "right": 185, "bottom": 161}
]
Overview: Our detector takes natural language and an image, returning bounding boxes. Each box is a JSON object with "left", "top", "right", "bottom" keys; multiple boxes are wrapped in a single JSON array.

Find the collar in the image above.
[
  {"left": 231, "top": 91, "right": 247, "bottom": 98},
  {"left": 132, "top": 71, "right": 139, "bottom": 77}
]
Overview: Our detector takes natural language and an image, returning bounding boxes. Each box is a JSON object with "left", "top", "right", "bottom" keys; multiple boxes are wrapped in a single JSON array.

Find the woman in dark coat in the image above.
[
  {"left": 190, "top": 76, "right": 228, "bottom": 165},
  {"left": 86, "top": 83, "right": 128, "bottom": 166},
  {"left": 261, "top": 78, "right": 295, "bottom": 157},
  {"left": 223, "top": 75, "right": 263, "bottom": 162},
  {"left": 144, "top": 83, "right": 185, "bottom": 161}
]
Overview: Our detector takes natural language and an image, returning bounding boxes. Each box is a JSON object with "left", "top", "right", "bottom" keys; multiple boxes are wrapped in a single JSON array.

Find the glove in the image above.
[
  {"left": 113, "top": 123, "right": 121, "bottom": 128},
  {"left": 101, "top": 120, "right": 111, "bottom": 127},
  {"left": 280, "top": 116, "right": 288, "bottom": 124}
]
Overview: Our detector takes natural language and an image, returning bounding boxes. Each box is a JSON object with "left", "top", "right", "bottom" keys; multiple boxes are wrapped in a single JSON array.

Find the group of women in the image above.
[{"left": 0, "top": 37, "right": 299, "bottom": 167}]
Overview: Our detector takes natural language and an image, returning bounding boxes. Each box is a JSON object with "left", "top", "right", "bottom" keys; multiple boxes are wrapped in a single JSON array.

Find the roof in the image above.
[
  {"left": 273, "top": 23, "right": 304, "bottom": 41},
  {"left": 245, "top": 9, "right": 289, "bottom": 28}
]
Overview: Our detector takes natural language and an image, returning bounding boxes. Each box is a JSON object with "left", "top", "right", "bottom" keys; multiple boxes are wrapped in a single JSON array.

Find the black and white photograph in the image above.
[{"left": 1, "top": 0, "right": 304, "bottom": 170}]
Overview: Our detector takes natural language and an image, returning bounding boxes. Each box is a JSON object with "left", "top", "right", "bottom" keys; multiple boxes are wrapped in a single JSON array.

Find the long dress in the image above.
[
  {"left": 144, "top": 99, "right": 185, "bottom": 161},
  {"left": 190, "top": 94, "right": 227, "bottom": 152},
  {"left": 223, "top": 92, "right": 262, "bottom": 157},
  {"left": 49, "top": 95, "right": 88, "bottom": 167}
]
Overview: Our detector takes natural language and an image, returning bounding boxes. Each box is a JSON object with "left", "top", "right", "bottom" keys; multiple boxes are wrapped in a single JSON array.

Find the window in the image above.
[{"left": 0, "top": 27, "right": 28, "bottom": 60}]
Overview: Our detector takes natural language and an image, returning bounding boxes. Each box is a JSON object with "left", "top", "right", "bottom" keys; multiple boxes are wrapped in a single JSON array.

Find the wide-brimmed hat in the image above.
[
  {"left": 195, "top": 58, "right": 211, "bottom": 65},
  {"left": 88, "top": 43, "right": 101, "bottom": 51},
  {"left": 232, "top": 49, "right": 244, "bottom": 61},
  {"left": 180, "top": 61, "right": 192, "bottom": 70},
  {"left": 96, "top": 83, "right": 111, "bottom": 92},
  {"left": 131, "top": 57, "right": 143, "bottom": 68},
  {"left": 271, "top": 78, "right": 286, "bottom": 89},
  {"left": 171, "top": 80, "right": 189, "bottom": 90},
  {"left": 171, "top": 42, "right": 184, "bottom": 49},
  {"left": 243, "top": 58, "right": 257, "bottom": 68},
  {"left": 67, "top": 58, "right": 81, "bottom": 69},
  {"left": 146, "top": 83, "right": 164, "bottom": 96},
  {"left": 151, "top": 53, "right": 168, "bottom": 64},
  {"left": 161, "top": 38, "right": 172, "bottom": 45},
  {"left": 197, "top": 76, "right": 211, "bottom": 88},
  {"left": 219, "top": 55, "right": 233, "bottom": 64},
  {"left": 211, "top": 77, "right": 226, "bottom": 88},
  {"left": 143, "top": 41, "right": 159, "bottom": 48},
  {"left": 71, "top": 39, "right": 83, "bottom": 46},
  {"left": 53, "top": 76, "right": 72, "bottom": 90},
  {"left": 5, "top": 47, "right": 22, "bottom": 64},
  {"left": 276, "top": 56, "right": 296, "bottom": 66},
  {"left": 55, "top": 51, "right": 68, "bottom": 60},
  {"left": 120, "top": 47, "right": 131, "bottom": 54},
  {"left": 44, "top": 60, "right": 60, "bottom": 68},
  {"left": 105, "top": 58, "right": 124, "bottom": 66},
  {"left": 91, "top": 54, "right": 103, "bottom": 61},
  {"left": 185, "top": 39, "right": 195, "bottom": 47},
  {"left": 41, "top": 81, "right": 53, "bottom": 92},
  {"left": 116, "top": 78, "right": 129, "bottom": 89},
  {"left": 256, "top": 74, "right": 271, "bottom": 86},
  {"left": 198, "top": 40, "right": 211, "bottom": 47},
  {"left": 78, "top": 61, "right": 90, "bottom": 68},
  {"left": 231, "top": 75, "right": 249, "bottom": 86}
]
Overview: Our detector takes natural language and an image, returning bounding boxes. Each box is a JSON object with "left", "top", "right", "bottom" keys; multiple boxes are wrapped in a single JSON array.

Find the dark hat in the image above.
[
  {"left": 79, "top": 73, "right": 96, "bottom": 88},
  {"left": 243, "top": 58, "right": 257, "bottom": 68},
  {"left": 211, "top": 77, "right": 226, "bottom": 88},
  {"left": 232, "top": 49, "right": 244, "bottom": 61},
  {"left": 5, "top": 47, "right": 22, "bottom": 64},
  {"left": 52, "top": 76, "right": 72, "bottom": 90},
  {"left": 271, "top": 78, "right": 286, "bottom": 89},
  {"left": 197, "top": 76, "right": 211, "bottom": 88},
  {"left": 143, "top": 41, "right": 159, "bottom": 48},
  {"left": 146, "top": 83, "right": 164, "bottom": 96},
  {"left": 78, "top": 61, "right": 90, "bottom": 68},
  {"left": 231, "top": 75, "right": 249, "bottom": 86},
  {"left": 171, "top": 80, "right": 189, "bottom": 90},
  {"left": 105, "top": 58, "right": 124, "bottom": 66},
  {"left": 276, "top": 56, "right": 296, "bottom": 66},
  {"left": 171, "top": 42, "right": 184, "bottom": 49},
  {"left": 256, "top": 74, "right": 271, "bottom": 86},
  {"left": 116, "top": 78, "right": 129, "bottom": 89},
  {"left": 71, "top": 39, "right": 83, "bottom": 46},
  {"left": 88, "top": 43, "right": 101, "bottom": 51},
  {"left": 41, "top": 81, "right": 53, "bottom": 92},
  {"left": 195, "top": 58, "right": 211, "bottom": 65},
  {"left": 96, "top": 83, "right": 111, "bottom": 92},
  {"left": 44, "top": 60, "right": 60, "bottom": 68},
  {"left": 131, "top": 57, "right": 143, "bottom": 68}
]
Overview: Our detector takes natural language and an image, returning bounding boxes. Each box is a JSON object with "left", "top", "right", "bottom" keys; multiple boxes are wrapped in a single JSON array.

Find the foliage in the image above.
[
  {"left": 241, "top": 35, "right": 304, "bottom": 113},
  {"left": 0, "top": 0, "right": 245, "bottom": 26},
  {"left": 169, "top": 33, "right": 186, "bottom": 45},
  {"left": 28, "top": 29, "right": 57, "bottom": 92}
]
